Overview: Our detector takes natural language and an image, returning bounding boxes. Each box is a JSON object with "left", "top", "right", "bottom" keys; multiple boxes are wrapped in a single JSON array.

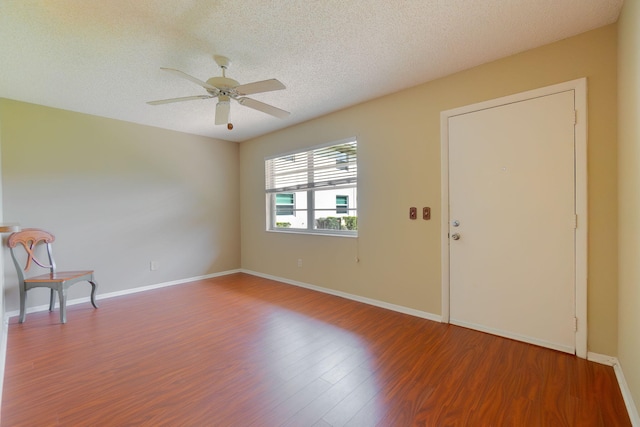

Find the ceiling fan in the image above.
[{"left": 147, "top": 55, "right": 289, "bottom": 126}]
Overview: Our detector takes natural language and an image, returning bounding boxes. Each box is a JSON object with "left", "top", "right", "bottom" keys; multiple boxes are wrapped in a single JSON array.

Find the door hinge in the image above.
[
  {"left": 574, "top": 110, "right": 578, "bottom": 125},
  {"left": 572, "top": 214, "right": 578, "bottom": 229},
  {"left": 573, "top": 317, "right": 578, "bottom": 332}
]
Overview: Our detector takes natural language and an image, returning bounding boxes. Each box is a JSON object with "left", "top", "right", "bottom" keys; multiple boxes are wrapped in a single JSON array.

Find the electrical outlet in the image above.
[
  {"left": 297, "top": 258, "right": 303, "bottom": 268},
  {"left": 150, "top": 261, "right": 158, "bottom": 271}
]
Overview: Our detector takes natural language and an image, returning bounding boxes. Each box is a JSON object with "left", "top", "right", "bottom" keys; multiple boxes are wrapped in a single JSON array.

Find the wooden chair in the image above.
[{"left": 8, "top": 228, "right": 98, "bottom": 324}]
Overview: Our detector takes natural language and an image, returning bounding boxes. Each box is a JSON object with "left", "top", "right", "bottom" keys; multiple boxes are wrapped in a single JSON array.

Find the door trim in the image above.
[{"left": 440, "top": 78, "right": 588, "bottom": 358}]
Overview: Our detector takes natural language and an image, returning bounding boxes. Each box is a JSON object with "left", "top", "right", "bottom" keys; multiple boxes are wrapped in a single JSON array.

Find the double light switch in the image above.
[{"left": 410, "top": 207, "right": 431, "bottom": 220}]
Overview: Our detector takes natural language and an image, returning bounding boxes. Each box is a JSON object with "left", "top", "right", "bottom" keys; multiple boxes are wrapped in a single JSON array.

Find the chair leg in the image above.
[
  {"left": 58, "top": 288, "right": 67, "bottom": 324},
  {"left": 89, "top": 281, "right": 99, "bottom": 309},
  {"left": 49, "top": 289, "right": 56, "bottom": 311},
  {"left": 19, "top": 286, "right": 27, "bottom": 323}
]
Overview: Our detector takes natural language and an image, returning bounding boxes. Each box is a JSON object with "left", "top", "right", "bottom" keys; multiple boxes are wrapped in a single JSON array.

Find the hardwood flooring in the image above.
[{"left": 1, "top": 273, "right": 630, "bottom": 426}]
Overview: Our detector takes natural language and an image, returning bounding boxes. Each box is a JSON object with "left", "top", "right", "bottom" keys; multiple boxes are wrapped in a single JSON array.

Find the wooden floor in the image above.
[{"left": 1, "top": 273, "right": 630, "bottom": 426}]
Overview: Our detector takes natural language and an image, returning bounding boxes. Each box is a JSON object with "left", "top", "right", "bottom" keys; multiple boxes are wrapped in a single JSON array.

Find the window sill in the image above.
[{"left": 267, "top": 229, "right": 357, "bottom": 238}]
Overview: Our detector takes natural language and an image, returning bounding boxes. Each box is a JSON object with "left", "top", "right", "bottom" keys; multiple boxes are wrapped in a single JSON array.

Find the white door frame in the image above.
[{"left": 440, "top": 78, "right": 588, "bottom": 358}]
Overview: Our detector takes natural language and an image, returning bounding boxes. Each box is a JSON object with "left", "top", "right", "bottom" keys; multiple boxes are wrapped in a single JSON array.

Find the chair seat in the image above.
[{"left": 25, "top": 270, "right": 94, "bottom": 283}]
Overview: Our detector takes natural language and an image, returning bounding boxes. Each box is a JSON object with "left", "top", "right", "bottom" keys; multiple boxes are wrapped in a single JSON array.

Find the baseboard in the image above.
[
  {"left": 587, "top": 351, "right": 618, "bottom": 366},
  {"left": 588, "top": 352, "right": 640, "bottom": 426},
  {"left": 240, "top": 269, "right": 442, "bottom": 323},
  {"left": 0, "top": 312, "right": 8, "bottom": 414},
  {"left": 5, "top": 269, "right": 242, "bottom": 319}
]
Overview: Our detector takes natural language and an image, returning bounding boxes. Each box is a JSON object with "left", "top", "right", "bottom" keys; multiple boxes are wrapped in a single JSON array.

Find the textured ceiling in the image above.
[{"left": 0, "top": 0, "right": 623, "bottom": 142}]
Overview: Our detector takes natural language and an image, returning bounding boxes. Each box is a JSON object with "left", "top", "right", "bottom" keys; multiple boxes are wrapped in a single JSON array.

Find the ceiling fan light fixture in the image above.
[{"left": 215, "top": 100, "right": 231, "bottom": 125}]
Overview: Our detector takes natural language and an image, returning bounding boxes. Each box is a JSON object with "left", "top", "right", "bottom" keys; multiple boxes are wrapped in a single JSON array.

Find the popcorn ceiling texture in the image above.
[{"left": 0, "top": 0, "right": 622, "bottom": 142}]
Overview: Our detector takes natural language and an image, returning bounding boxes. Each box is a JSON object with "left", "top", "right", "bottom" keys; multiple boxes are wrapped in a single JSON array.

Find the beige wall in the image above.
[
  {"left": 618, "top": 0, "right": 640, "bottom": 413},
  {"left": 240, "top": 25, "right": 618, "bottom": 355},
  {"left": 0, "top": 99, "right": 241, "bottom": 311}
]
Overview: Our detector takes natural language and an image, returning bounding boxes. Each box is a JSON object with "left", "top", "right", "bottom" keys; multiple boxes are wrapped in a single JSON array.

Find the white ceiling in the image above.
[{"left": 0, "top": 0, "right": 623, "bottom": 143}]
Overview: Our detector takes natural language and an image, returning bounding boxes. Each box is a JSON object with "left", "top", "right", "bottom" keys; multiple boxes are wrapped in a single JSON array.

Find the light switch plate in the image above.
[{"left": 423, "top": 207, "right": 431, "bottom": 220}]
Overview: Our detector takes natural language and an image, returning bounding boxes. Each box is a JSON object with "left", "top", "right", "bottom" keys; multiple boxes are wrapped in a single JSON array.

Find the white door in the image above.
[{"left": 447, "top": 90, "right": 577, "bottom": 353}]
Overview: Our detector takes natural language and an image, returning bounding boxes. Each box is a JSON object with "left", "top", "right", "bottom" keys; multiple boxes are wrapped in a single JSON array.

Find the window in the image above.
[
  {"left": 275, "top": 193, "right": 294, "bottom": 216},
  {"left": 336, "top": 195, "right": 348, "bottom": 214},
  {"left": 266, "top": 138, "right": 357, "bottom": 235}
]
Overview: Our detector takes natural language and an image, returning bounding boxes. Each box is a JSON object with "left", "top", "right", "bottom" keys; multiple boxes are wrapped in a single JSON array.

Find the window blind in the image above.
[{"left": 265, "top": 139, "right": 357, "bottom": 193}]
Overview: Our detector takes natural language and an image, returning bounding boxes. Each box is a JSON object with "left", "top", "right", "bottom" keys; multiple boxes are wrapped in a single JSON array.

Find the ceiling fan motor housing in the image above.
[{"left": 206, "top": 77, "right": 239, "bottom": 95}]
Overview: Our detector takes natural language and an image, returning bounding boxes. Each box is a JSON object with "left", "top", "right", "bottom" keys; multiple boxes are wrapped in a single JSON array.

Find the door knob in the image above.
[
  {"left": 452, "top": 220, "right": 460, "bottom": 227},
  {"left": 451, "top": 233, "right": 461, "bottom": 240}
]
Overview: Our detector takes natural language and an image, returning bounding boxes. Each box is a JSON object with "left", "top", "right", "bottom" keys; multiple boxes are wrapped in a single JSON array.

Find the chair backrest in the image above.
[{"left": 8, "top": 228, "right": 57, "bottom": 283}]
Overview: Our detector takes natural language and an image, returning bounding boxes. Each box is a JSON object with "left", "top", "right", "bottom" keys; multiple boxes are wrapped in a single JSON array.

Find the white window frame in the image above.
[{"left": 265, "top": 137, "right": 358, "bottom": 236}]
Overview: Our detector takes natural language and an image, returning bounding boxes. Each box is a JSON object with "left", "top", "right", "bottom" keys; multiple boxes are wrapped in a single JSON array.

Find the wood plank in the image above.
[{"left": 1, "top": 273, "right": 631, "bottom": 426}]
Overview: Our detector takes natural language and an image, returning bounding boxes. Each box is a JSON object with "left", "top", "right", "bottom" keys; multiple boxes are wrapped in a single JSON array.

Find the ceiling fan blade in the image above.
[
  {"left": 160, "top": 67, "right": 218, "bottom": 92},
  {"left": 147, "top": 95, "right": 214, "bottom": 105},
  {"left": 215, "top": 100, "right": 230, "bottom": 125},
  {"left": 234, "top": 79, "right": 285, "bottom": 96},
  {"left": 237, "top": 97, "right": 290, "bottom": 119}
]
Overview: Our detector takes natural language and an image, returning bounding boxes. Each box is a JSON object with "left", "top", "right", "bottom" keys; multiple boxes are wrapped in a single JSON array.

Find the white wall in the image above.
[
  {"left": 0, "top": 99, "right": 241, "bottom": 312},
  {"left": 617, "top": 0, "right": 640, "bottom": 415}
]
